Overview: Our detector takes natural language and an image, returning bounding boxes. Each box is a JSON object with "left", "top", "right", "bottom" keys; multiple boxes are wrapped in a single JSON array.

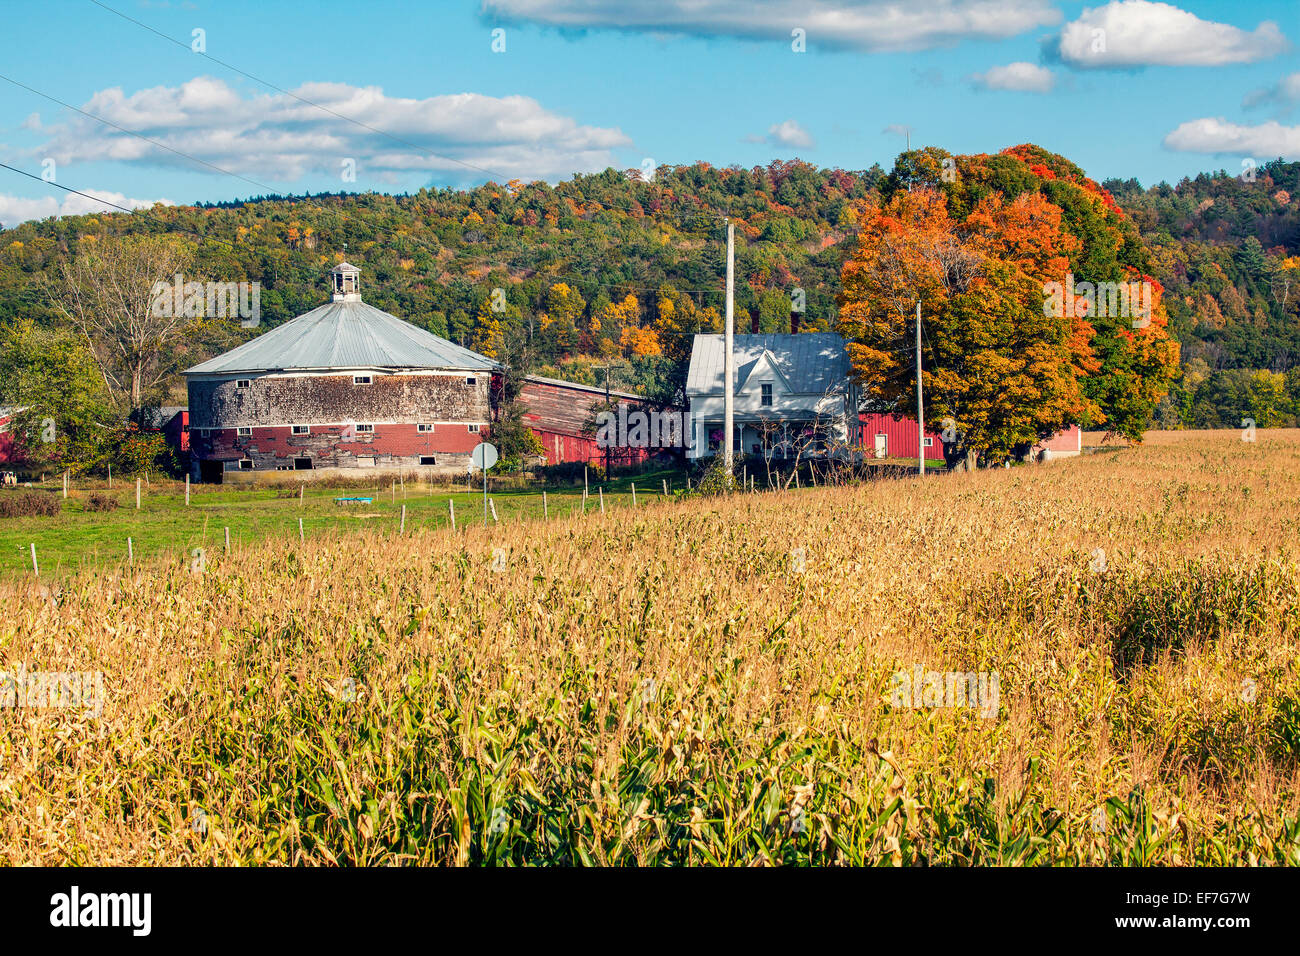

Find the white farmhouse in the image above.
[{"left": 685, "top": 333, "right": 859, "bottom": 460}]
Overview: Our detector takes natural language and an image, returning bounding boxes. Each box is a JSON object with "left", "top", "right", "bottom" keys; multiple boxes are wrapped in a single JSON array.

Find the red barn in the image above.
[
  {"left": 1031, "top": 424, "right": 1082, "bottom": 459},
  {"left": 858, "top": 413, "right": 1080, "bottom": 462},
  {"left": 859, "top": 413, "right": 945, "bottom": 461},
  {"left": 519, "top": 375, "right": 679, "bottom": 467}
]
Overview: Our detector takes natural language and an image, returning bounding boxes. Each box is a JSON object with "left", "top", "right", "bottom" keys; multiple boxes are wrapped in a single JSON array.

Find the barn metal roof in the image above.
[
  {"left": 686, "top": 333, "right": 849, "bottom": 396},
  {"left": 184, "top": 299, "right": 501, "bottom": 376}
]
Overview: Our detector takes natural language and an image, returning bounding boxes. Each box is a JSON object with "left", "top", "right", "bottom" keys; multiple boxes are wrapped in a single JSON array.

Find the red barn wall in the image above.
[
  {"left": 859, "top": 413, "right": 945, "bottom": 460},
  {"left": 519, "top": 378, "right": 677, "bottom": 467}
]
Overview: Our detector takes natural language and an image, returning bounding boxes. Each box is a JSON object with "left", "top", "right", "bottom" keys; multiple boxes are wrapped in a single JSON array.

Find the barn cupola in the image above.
[{"left": 331, "top": 262, "right": 361, "bottom": 302}]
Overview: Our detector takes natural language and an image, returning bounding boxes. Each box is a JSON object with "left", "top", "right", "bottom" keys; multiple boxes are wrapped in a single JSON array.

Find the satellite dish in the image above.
[{"left": 471, "top": 443, "right": 498, "bottom": 471}]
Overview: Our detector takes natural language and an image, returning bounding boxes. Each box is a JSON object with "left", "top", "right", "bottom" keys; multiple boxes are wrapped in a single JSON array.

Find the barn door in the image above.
[{"left": 874, "top": 434, "right": 887, "bottom": 459}]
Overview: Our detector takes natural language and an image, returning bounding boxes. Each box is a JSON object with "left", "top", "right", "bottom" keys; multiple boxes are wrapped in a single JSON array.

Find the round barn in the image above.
[{"left": 184, "top": 263, "right": 501, "bottom": 482}]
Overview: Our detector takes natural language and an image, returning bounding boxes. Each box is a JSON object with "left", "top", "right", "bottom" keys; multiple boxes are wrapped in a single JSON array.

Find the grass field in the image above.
[
  {"left": 2, "top": 431, "right": 1299, "bottom": 865},
  {"left": 0, "top": 469, "right": 680, "bottom": 577}
]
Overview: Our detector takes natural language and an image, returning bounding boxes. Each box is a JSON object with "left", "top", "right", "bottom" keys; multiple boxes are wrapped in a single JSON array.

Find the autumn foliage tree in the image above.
[
  {"left": 840, "top": 187, "right": 1098, "bottom": 466},
  {"left": 841, "top": 145, "right": 1180, "bottom": 461}
]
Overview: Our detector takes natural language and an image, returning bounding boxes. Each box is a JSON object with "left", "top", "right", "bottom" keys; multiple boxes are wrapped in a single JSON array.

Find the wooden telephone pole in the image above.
[
  {"left": 917, "top": 300, "right": 925, "bottom": 477},
  {"left": 723, "top": 219, "right": 735, "bottom": 475}
]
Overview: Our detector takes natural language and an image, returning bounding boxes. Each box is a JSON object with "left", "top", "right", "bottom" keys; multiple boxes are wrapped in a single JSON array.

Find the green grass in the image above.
[{"left": 0, "top": 468, "right": 686, "bottom": 577}]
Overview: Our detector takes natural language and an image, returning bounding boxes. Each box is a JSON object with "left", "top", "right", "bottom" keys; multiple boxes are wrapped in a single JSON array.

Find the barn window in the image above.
[
  {"left": 761, "top": 383, "right": 773, "bottom": 407},
  {"left": 467, "top": 424, "right": 480, "bottom": 433},
  {"left": 922, "top": 437, "right": 933, "bottom": 448},
  {"left": 356, "top": 456, "right": 376, "bottom": 467},
  {"left": 235, "top": 379, "right": 251, "bottom": 389},
  {"left": 292, "top": 425, "right": 310, "bottom": 436},
  {"left": 465, "top": 377, "right": 477, "bottom": 386},
  {"left": 355, "top": 423, "right": 374, "bottom": 433},
  {"left": 419, "top": 455, "right": 436, "bottom": 466},
  {"left": 417, "top": 423, "right": 434, "bottom": 433},
  {"left": 353, "top": 375, "right": 371, "bottom": 385},
  {"left": 237, "top": 427, "right": 252, "bottom": 436},
  {"left": 238, "top": 459, "right": 253, "bottom": 470}
]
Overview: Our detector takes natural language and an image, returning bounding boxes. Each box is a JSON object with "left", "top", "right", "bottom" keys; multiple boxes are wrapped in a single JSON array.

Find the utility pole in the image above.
[
  {"left": 723, "top": 218, "right": 735, "bottom": 475},
  {"left": 593, "top": 362, "right": 627, "bottom": 478},
  {"left": 916, "top": 300, "right": 924, "bottom": 477}
]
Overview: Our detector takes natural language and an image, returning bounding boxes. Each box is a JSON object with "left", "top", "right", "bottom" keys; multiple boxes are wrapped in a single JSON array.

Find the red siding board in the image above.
[
  {"left": 859, "top": 413, "right": 944, "bottom": 460},
  {"left": 518, "top": 379, "right": 679, "bottom": 466}
]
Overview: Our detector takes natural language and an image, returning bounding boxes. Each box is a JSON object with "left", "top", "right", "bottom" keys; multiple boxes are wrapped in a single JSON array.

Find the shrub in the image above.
[
  {"left": 0, "top": 491, "right": 61, "bottom": 518},
  {"left": 84, "top": 492, "right": 120, "bottom": 512}
]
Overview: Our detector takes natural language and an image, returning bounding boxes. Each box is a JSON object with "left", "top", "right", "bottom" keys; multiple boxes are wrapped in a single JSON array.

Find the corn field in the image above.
[{"left": 2, "top": 430, "right": 1299, "bottom": 865}]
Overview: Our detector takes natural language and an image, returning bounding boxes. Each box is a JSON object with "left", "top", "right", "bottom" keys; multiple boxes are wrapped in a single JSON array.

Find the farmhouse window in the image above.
[
  {"left": 237, "top": 427, "right": 252, "bottom": 436},
  {"left": 417, "top": 423, "right": 434, "bottom": 433},
  {"left": 235, "top": 379, "right": 251, "bottom": 389},
  {"left": 355, "top": 424, "right": 374, "bottom": 433},
  {"left": 291, "top": 425, "right": 310, "bottom": 436},
  {"left": 468, "top": 424, "right": 481, "bottom": 433},
  {"left": 761, "top": 383, "right": 773, "bottom": 406},
  {"left": 353, "top": 375, "right": 372, "bottom": 385}
]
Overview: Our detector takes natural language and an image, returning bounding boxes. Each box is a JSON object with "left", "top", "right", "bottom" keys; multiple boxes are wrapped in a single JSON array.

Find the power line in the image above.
[
  {"left": 0, "top": 72, "right": 279, "bottom": 196},
  {"left": 0, "top": 160, "right": 237, "bottom": 251}
]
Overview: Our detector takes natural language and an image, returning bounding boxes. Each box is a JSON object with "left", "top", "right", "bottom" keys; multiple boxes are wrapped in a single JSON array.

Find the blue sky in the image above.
[{"left": 1, "top": 0, "right": 1297, "bottom": 225}]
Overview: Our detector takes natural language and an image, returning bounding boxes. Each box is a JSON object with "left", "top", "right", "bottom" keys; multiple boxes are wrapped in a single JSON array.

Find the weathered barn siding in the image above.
[
  {"left": 191, "top": 421, "right": 484, "bottom": 471},
  {"left": 189, "top": 371, "right": 490, "bottom": 429},
  {"left": 187, "top": 371, "right": 494, "bottom": 477},
  {"left": 519, "top": 376, "right": 677, "bottom": 466}
]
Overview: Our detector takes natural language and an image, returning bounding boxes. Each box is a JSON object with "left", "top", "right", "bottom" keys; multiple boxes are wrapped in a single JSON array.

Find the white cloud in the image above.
[
  {"left": 1055, "top": 0, "right": 1288, "bottom": 69},
  {"left": 34, "top": 76, "right": 632, "bottom": 186},
  {"left": 971, "top": 62, "right": 1055, "bottom": 92},
  {"left": 0, "top": 190, "right": 171, "bottom": 229},
  {"left": 750, "top": 119, "right": 814, "bottom": 149},
  {"left": 20, "top": 112, "right": 41, "bottom": 132},
  {"left": 1244, "top": 72, "right": 1300, "bottom": 110},
  {"left": 1162, "top": 117, "right": 1300, "bottom": 158},
  {"left": 484, "top": 0, "right": 1061, "bottom": 53}
]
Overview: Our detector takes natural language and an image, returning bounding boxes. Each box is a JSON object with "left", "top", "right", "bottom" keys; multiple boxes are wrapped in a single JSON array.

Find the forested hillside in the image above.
[
  {"left": 1106, "top": 161, "right": 1300, "bottom": 427},
  {"left": 1, "top": 153, "right": 1298, "bottom": 430}
]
